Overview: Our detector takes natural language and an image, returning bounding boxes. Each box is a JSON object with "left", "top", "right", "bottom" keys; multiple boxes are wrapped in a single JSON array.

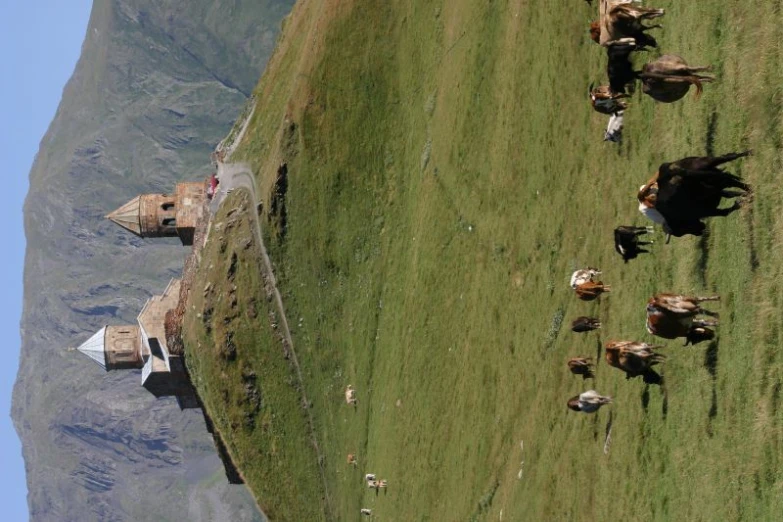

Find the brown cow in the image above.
[
  {"left": 568, "top": 357, "right": 595, "bottom": 379},
  {"left": 571, "top": 316, "right": 601, "bottom": 332},
  {"left": 639, "top": 55, "right": 715, "bottom": 103},
  {"left": 605, "top": 340, "right": 665, "bottom": 383},
  {"left": 591, "top": 3, "right": 664, "bottom": 48},
  {"left": 589, "top": 84, "right": 629, "bottom": 115},
  {"left": 575, "top": 281, "right": 611, "bottom": 301},
  {"left": 646, "top": 293, "right": 719, "bottom": 345}
]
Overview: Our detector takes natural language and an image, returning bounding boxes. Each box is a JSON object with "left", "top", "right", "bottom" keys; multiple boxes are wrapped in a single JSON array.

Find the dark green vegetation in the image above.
[
  {"left": 185, "top": 192, "right": 324, "bottom": 521},
  {"left": 15, "top": 1, "right": 292, "bottom": 520},
  {"left": 186, "top": 0, "right": 783, "bottom": 520}
]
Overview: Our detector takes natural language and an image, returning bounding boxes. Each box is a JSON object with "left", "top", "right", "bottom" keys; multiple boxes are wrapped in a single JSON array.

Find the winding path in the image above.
[{"left": 212, "top": 161, "right": 334, "bottom": 520}]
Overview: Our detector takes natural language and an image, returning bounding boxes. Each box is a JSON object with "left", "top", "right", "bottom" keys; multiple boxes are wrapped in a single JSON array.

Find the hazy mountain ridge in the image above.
[{"left": 13, "top": 1, "right": 293, "bottom": 520}]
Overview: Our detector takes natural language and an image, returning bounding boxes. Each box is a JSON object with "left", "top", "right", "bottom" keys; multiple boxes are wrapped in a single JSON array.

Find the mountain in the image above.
[{"left": 13, "top": 1, "right": 293, "bottom": 520}]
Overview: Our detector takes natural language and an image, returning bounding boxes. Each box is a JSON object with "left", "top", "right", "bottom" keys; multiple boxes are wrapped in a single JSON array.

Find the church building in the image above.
[
  {"left": 106, "top": 182, "right": 206, "bottom": 245},
  {"left": 77, "top": 279, "right": 198, "bottom": 409}
]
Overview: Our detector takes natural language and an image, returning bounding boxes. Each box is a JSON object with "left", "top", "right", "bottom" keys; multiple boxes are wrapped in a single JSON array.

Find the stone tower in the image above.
[
  {"left": 76, "top": 325, "right": 144, "bottom": 371},
  {"left": 75, "top": 279, "right": 199, "bottom": 409},
  {"left": 106, "top": 182, "right": 206, "bottom": 245}
]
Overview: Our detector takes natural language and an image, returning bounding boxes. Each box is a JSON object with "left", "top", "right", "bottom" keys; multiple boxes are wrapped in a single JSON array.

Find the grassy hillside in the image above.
[{"left": 185, "top": 0, "right": 783, "bottom": 520}]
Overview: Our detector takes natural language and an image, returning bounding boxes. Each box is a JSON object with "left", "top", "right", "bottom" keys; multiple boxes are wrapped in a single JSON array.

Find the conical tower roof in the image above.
[
  {"left": 77, "top": 326, "right": 108, "bottom": 370},
  {"left": 106, "top": 196, "right": 142, "bottom": 236}
]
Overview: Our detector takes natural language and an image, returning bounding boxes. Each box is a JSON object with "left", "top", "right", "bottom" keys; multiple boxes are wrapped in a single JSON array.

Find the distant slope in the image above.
[
  {"left": 187, "top": 0, "right": 783, "bottom": 520},
  {"left": 13, "top": 1, "right": 293, "bottom": 520}
]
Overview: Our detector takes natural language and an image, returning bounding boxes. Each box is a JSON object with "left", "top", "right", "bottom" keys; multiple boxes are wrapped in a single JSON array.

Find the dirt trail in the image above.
[{"left": 213, "top": 161, "right": 334, "bottom": 520}]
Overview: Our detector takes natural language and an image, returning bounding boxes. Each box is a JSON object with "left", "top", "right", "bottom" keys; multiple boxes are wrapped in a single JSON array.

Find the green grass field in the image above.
[{"left": 184, "top": 0, "right": 783, "bottom": 520}]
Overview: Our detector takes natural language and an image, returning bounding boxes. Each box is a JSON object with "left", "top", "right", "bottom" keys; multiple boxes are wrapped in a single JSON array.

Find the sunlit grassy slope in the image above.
[{"left": 185, "top": 0, "right": 783, "bottom": 520}]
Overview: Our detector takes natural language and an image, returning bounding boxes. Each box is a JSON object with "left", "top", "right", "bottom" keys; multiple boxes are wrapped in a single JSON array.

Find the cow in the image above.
[
  {"left": 570, "top": 268, "right": 601, "bottom": 288},
  {"left": 604, "top": 111, "right": 624, "bottom": 143},
  {"left": 347, "top": 454, "right": 358, "bottom": 467},
  {"left": 575, "top": 281, "right": 611, "bottom": 301},
  {"left": 646, "top": 293, "right": 720, "bottom": 345},
  {"left": 639, "top": 55, "right": 715, "bottom": 103},
  {"left": 368, "top": 479, "right": 388, "bottom": 490},
  {"left": 345, "top": 385, "right": 357, "bottom": 405},
  {"left": 598, "top": 41, "right": 715, "bottom": 104},
  {"left": 571, "top": 316, "right": 601, "bottom": 332},
  {"left": 568, "top": 357, "right": 595, "bottom": 379},
  {"left": 589, "top": 84, "right": 629, "bottom": 115},
  {"left": 638, "top": 151, "right": 751, "bottom": 237},
  {"left": 604, "top": 340, "right": 665, "bottom": 383},
  {"left": 567, "top": 390, "right": 613, "bottom": 413},
  {"left": 614, "top": 225, "right": 654, "bottom": 262},
  {"left": 590, "top": 2, "right": 664, "bottom": 48},
  {"left": 361, "top": 508, "right": 373, "bottom": 516}
]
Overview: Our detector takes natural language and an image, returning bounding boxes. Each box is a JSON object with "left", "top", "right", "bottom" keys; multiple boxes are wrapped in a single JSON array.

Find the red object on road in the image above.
[{"left": 208, "top": 173, "right": 219, "bottom": 199}]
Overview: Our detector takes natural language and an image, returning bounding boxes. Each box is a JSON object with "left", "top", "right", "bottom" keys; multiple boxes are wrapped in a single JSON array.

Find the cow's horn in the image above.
[{"left": 589, "top": 82, "right": 595, "bottom": 94}]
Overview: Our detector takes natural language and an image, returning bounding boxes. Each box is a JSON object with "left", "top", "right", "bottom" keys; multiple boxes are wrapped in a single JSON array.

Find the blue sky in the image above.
[{"left": 0, "top": 2, "right": 93, "bottom": 520}]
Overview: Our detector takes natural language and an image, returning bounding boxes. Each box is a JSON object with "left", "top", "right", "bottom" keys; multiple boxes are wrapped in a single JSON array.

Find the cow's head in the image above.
[
  {"left": 685, "top": 327, "right": 715, "bottom": 345},
  {"left": 637, "top": 180, "right": 658, "bottom": 206}
]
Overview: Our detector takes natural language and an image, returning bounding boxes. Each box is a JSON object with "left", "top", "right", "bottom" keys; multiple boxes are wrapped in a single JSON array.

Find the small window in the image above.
[
  {"left": 161, "top": 202, "right": 175, "bottom": 211},
  {"left": 162, "top": 218, "right": 177, "bottom": 227}
]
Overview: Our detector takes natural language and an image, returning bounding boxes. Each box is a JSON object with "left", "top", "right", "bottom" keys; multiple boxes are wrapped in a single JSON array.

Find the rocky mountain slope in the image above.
[{"left": 13, "top": 1, "right": 292, "bottom": 520}]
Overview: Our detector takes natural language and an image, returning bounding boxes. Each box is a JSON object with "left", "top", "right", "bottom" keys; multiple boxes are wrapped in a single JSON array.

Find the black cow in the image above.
[
  {"left": 638, "top": 151, "right": 751, "bottom": 237},
  {"left": 571, "top": 316, "right": 601, "bottom": 333},
  {"left": 614, "top": 226, "right": 653, "bottom": 262}
]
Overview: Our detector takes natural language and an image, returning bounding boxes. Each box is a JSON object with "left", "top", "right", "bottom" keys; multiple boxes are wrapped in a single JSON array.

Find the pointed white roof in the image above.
[
  {"left": 106, "top": 196, "right": 142, "bottom": 236},
  {"left": 77, "top": 326, "right": 108, "bottom": 370}
]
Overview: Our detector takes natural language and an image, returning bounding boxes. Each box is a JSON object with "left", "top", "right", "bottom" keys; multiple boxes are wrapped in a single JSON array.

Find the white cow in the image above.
[{"left": 570, "top": 268, "right": 601, "bottom": 289}]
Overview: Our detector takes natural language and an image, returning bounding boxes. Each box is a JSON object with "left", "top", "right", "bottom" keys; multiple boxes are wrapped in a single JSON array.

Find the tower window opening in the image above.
[
  {"left": 162, "top": 218, "right": 177, "bottom": 227},
  {"left": 161, "top": 202, "right": 175, "bottom": 211}
]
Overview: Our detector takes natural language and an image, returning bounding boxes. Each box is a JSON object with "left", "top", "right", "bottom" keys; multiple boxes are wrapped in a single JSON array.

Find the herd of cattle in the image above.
[{"left": 568, "top": 0, "right": 751, "bottom": 414}]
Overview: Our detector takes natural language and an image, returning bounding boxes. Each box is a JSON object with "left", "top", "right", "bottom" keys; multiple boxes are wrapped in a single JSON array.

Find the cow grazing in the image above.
[
  {"left": 571, "top": 316, "right": 601, "bottom": 332},
  {"left": 639, "top": 55, "right": 715, "bottom": 102},
  {"left": 591, "top": 2, "right": 664, "bottom": 48},
  {"left": 347, "top": 454, "right": 358, "bottom": 467},
  {"left": 604, "top": 111, "right": 624, "bottom": 143},
  {"left": 345, "top": 385, "right": 357, "bottom": 405},
  {"left": 361, "top": 508, "right": 373, "bottom": 516},
  {"left": 570, "top": 268, "right": 601, "bottom": 288},
  {"left": 575, "top": 281, "right": 611, "bottom": 301},
  {"left": 614, "top": 225, "right": 654, "bottom": 262},
  {"left": 567, "top": 390, "right": 613, "bottom": 413},
  {"left": 589, "top": 84, "right": 629, "bottom": 115},
  {"left": 606, "top": 37, "right": 642, "bottom": 95},
  {"left": 568, "top": 357, "right": 595, "bottom": 379},
  {"left": 638, "top": 151, "right": 751, "bottom": 237},
  {"left": 646, "top": 293, "right": 720, "bottom": 345},
  {"left": 604, "top": 340, "right": 665, "bottom": 383},
  {"left": 599, "top": 42, "right": 715, "bottom": 105}
]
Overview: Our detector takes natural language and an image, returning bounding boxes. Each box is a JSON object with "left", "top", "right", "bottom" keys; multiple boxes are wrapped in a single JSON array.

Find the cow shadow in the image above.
[
  {"left": 704, "top": 340, "right": 719, "bottom": 423},
  {"left": 704, "top": 340, "right": 719, "bottom": 379},
  {"left": 705, "top": 110, "right": 718, "bottom": 156}
]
